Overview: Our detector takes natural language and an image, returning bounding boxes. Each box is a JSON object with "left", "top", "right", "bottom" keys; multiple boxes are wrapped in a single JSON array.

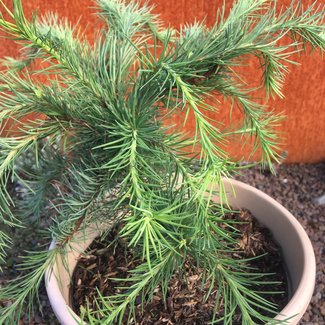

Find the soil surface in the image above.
[
  {"left": 0, "top": 163, "right": 324, "bottom": 324},
  {"left": 71, "top": 209, "right": 288, "bottom": 324}
]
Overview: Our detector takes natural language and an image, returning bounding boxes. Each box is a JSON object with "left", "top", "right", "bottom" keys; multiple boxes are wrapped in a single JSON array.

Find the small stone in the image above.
[
  {"left": 34, "top": 313, "right": 42, "bottom": 323},
  {"left": 320, "top": 302, "right": 325, "bottom": 316},
  {"left": 315, "top": 194, "right": 325, "bottom": 205}
]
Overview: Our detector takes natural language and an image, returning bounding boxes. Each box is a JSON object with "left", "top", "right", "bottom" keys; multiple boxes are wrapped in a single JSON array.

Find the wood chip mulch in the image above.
[{"left": 71, "top": 210, "right": 288, "bottom": 324}]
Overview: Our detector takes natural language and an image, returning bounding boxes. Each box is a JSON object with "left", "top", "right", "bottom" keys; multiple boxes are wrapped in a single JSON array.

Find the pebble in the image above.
[{"left": 315, "top": 194, "right": 325, "bottom": 205}]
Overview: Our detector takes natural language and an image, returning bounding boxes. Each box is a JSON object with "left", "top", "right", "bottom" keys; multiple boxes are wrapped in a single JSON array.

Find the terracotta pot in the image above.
[{"left": 45, "top": 179, "right": 316, "bottom": 324}]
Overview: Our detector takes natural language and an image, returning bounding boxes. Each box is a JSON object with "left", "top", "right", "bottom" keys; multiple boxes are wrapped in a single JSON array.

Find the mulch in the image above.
[{"left": 71, "top": 209, "right": 288, "bottom": 324}]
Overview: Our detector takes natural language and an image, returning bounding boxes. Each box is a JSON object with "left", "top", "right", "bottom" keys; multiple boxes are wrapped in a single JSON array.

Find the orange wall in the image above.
[{"left": 0, "top": 0, "right": 324, "bottom": 163}]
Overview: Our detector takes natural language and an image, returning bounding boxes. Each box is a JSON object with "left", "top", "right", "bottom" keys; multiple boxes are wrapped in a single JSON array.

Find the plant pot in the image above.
[{"left": 45, "top": 179, "right": 316, "bottom": 325}]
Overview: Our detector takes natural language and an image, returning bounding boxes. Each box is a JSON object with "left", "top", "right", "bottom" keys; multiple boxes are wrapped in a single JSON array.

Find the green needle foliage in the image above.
[{"left": 0, "top": 0, "right": 324, "bottom": 323}]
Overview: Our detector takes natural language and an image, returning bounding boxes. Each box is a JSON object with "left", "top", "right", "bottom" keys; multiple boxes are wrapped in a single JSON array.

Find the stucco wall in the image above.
[{"left": 0, "top": 0, "right": 324, "bottom": 162}]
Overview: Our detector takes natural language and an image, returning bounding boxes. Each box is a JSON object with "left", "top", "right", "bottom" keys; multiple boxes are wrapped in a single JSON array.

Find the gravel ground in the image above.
[{"left": 0, "top": 163, "right": 324, "bottom": 324}]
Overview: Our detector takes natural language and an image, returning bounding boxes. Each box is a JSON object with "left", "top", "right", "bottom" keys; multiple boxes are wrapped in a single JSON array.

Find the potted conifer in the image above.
[{"left": 0, "top": 0, "right": 323, "bottom": 324}]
